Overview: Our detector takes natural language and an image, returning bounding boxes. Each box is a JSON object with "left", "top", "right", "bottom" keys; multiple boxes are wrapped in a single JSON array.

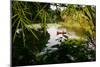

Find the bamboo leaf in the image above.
[
  {"left": 21, "top": 22, "right": 26, "bottom": 47},
  {"left": 33, "top": 4, "right": 47, "bottom": 23},
  {"left": 22, "top": 21, "right": 39, "bottom": 40},
  {"left": 44, "top": 12, "right": 47, "bottom": 36},
  {"left": 12, "top": 16, "right": 19, "bottom": 27},
  {"left": 11, "top": 14, "right": 18, "bottom": 19},
  {"left": 13, "top": 20, "right": 20, "bottom": 43}
]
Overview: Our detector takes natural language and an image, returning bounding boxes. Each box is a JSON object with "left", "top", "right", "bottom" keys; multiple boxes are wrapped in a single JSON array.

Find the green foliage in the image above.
[
  {"left": 63, "top": 39, "right": 85, "bottom": 45},
  {"left": 37, "top": 39, "right": 95, "bottom": 64},
  {"left": 60, "top": 4, "right": 96, "bottom": 46},
  {"left": 12, "top": 28, "right": 50, "bottom": 66},
  {"left": 12, "top": 1, "right": 39, "bottom": 44},
  {"left": 12, "top": 1, "right": 96, "bottom": 66},
  {"left": 12, "top": 1, "right": 51, "bottom": 44},
  {"left": 12, "top": 1, "right": 51, "bottom": 66}
]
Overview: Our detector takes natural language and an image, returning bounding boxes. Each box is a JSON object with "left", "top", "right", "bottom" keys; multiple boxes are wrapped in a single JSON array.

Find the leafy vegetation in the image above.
[
  {"left": 38, "top": 39, "right": 95, "bottom": 64},
  {"left": 60, "top": 5, "right": 96, "bottom": 46},
  {"left": 11, "top": 1, "right": 96, "bottom": 66}
]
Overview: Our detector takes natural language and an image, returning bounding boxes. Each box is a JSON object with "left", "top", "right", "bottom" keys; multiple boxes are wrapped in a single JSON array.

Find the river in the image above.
[{"left": 27, "top": 23, "right": 79, "bottom": 47}]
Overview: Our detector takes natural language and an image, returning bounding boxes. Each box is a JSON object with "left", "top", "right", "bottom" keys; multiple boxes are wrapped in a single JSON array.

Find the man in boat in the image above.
[{"left": 57, "top": 31, "right": 68, "bottom": 39}]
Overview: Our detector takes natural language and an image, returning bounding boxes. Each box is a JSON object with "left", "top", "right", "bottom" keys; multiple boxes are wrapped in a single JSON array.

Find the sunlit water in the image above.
[
  {"left": 46, "top": 23, "right": 79, "bottom": 47},
  {"left": 26, "top": 23, "right": 79, "bottom": 47}
]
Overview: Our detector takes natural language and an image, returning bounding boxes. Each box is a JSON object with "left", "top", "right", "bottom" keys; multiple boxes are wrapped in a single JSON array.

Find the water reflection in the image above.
[{"left": 46, "top": 23, "right": 79, "bottom": 47}]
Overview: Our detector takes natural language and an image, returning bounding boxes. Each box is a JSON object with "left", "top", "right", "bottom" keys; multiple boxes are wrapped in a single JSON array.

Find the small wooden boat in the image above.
[
  {"left": 57, "top": 31, "right": 66, "bottom": 35},
  {"left": 57, "top": 31, "right": 69, "bottom": 39}
]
